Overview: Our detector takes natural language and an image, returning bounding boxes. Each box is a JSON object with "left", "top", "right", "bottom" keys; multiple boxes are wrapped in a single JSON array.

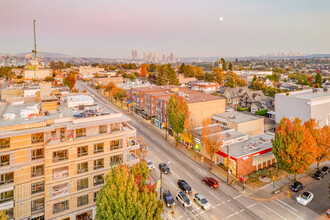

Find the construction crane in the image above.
[{"left": 32, "top": 19, "right": 37, "bottom": 79}]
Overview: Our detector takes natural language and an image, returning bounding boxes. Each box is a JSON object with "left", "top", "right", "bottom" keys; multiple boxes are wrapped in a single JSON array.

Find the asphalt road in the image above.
[{"left": 76, "top": 81, "right": 326, "bottom": 220}]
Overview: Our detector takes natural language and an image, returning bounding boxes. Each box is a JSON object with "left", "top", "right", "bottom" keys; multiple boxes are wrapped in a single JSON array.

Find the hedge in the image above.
[{"left": 255, "top": 109, "right": 268, "bottom": 115}]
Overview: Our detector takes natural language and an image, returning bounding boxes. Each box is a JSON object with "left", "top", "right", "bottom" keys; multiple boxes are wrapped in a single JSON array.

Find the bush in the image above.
[
  {"left": 255, "top": 109, "right": 268, "bottom": 115},
  {"left": 237, "top": 105, "right": 249, "bottom": 112},
  {"left": 249, "top": 173, "right": 258, "bottom": 178}
]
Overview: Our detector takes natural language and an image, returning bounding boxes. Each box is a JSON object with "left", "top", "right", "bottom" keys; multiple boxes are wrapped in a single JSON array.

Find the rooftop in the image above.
[
  {"left": 159, "top": 92, "right": 223, "bottom": 103},
  {"left": 212, "top": 111, "right": 262, "bottom": 124},
  {"left": 221, "top": 132, "right": 274, "bottom": 158},
  {"left": 276, "top": 88, "right": 330, "bottom": 100},
  {"left": 132, "top": 85, "right": 183, "bottom": 92}
]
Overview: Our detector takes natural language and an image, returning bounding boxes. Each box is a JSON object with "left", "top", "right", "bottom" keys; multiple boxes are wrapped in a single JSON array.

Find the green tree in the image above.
[
  {"left": 114, "top": 88, "right": 128, "bottom": 101},
  {"left": 185, "top": 65, "right": 196, "bottom": 78},
  {"left": 167, "top": 95, "right": 189, "bottom": 146},
  {"left": 45, "top": 76, "right": 54, "bottom": 82},
  {"left": 156, "top": 65, "right": 168, "bottom": 85},
  {"left": 167, "top": 64, "right": 180, "bottom": 85},
  {"left": 179, "top": 63, "right": 187, "bottom": 76},
  {"left": 224, "top": 71, "right": 247, "bottom": 88},
  {"left": 228, "top": 62, "right": 233, "bottom": 71},
  {"left": 148, "top": 64, "right": 157, "bottom": 72},
  {"left": 251, "top": 74, "right": 257, "bottom": 86},
  {"left": 49, "top": 61, "right": 56, "bottom": 70},
  {"left": 205, "top": 72, "right": 215, "bottom": 82},
  {"left": 63, "top": 75, "right": 76, "bottom": 90},
  {"left": 272, "top": 117, "right": 318, "bottom": 180},
  {"left": 314, "top": 73, "right": 322, "bottom": 88},
  {"left": 95, "top": 163, "right": 163, "bottom": 220},
  {"left": 195, "top": 67, "right": 205, "bottom": 80},
  {"left": 213, "top": 67, "right": 225, "bottom": 86},
  {"left": 220, "top": 58, "right": 227, "bottom": 70}
]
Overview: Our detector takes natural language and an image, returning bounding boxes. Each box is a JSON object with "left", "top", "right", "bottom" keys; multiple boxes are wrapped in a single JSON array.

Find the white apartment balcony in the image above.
[
  {"left": 127, "top": 139, "right": 140, "bottom": 151},
  {"left": 124, "top": 153, "right": 140, "bottom": 166}
]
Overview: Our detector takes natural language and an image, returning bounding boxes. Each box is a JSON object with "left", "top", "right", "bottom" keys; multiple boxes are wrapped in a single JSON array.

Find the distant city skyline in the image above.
[{"left": 1, "top": 0, "right": 330, "bottom": 58}]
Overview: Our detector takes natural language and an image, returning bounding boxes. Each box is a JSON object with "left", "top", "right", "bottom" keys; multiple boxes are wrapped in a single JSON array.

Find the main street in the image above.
[{"left": 76, "top": 81, "right": 324, "bottom": 220}]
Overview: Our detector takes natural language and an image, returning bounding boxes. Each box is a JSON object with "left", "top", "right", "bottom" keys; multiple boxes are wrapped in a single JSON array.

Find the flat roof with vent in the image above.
[
  {"left": 212, "top": 111, "right": 262, "bottom": 124},
  {"left": 219, "top": 132, "right": 275, "bottom": 158},
  {"left": 275, "top": 88, "right": 330, "bottom": 100}
]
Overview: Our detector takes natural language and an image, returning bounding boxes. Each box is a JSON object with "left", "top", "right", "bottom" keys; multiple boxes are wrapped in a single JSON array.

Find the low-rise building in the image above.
[
  {"left": 275, "top": 88, "right": 330, "bottom": 127},
  {"left": 211, "top": 111, "right": 264, "bottom": 137},
  {"left": 191, "top": 82, "right": 220, "bottom": 93},
  {"left": 23, "top": 69, "right": 52, "bottom": 80},
  {"left": 91, "top": 76, "right": 124, "bottom": 87}
]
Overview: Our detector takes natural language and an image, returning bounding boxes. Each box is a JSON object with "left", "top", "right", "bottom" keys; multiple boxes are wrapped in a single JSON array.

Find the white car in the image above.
[
  {"left": 176, "top": 191, "right": 191, "bottom": 207},
  {"left": 194, "top": 193, "right": 211, "bottom": 210},
  {"left": 145, "top": 159, "right": 154, "bottom": 170},
  {"left": 296, "top": 191, "right": 313, "bottom": 206}
]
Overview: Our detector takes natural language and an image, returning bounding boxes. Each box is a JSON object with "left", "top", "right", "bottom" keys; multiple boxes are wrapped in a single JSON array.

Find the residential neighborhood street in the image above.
[{"left": 77, "top": 80, "right": 328, "bottom": 220}]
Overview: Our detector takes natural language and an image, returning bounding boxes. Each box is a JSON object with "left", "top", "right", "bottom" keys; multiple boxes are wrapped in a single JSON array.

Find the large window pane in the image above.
[
  {"left": 93, "top": 143, "right": 104, "bottom": 154},
  {"left": 0, "top": 172, "right": 14, "bottom": 185},
  {"left": 76, "top": 128, "right": 86, "bottom": 138},
  {"left": 0, "top": 190, "right": 13, "bottom": 204},
  {"left": 53, "top": 200, "right": 69, "bottom": 214},
  {"left": 110, "top": 140, "right": 122, "bottom": 151},
  {"left": 32, "top": 149, "right": 44, "bottom": 160},
  {"left": 77, "top": 162, "right": 88, "bottom": 174},
  {"left": 99, "top": 125, "right": 107, "bottom": 134},
  {"left": 32, "top": 133, "right": 44, "bottom": 144},
  {"left": 53, "top": 150, "right": 68, "bottom": 162},
  {"left": 0, "top": 155, "right": 10, "bottom": 167},
  {"left": 31, "top": 181, "right": 44, "bottom": 194},
  {"left": 93, "top": 159, "right": 104, "bottom": 170},
  {"left": 93, "top": 175, "right": 104, "bottom": 186},
  {"left": 51, "top": 182, "right": 69, "bottom": 198},
  {"left": 77, "top": 194, "right": 89, "bottom": 207},
  {"left": 53, "top": 166, "right": 69, "bottom": 180},
  {"left": 110, "top": 154, "right": 123, "bottom": 167},
  {"left": 31, "top": 165, "right": 44, "bottom": 178},
  {"left": 31, "top": 198, "right": 44, "bottom": 214},
  {"left": 77, "top": 178, "right": 89, "bottom": 191},
  {"left": 0, "top": 138, "right": 10, "bottom": 149},
  {"left": 77, "top": 146, "right": 88, "bottom": 157}
]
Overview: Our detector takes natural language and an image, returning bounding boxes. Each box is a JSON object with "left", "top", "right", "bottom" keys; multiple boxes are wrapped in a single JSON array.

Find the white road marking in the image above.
[
  {"left": 208, "top": 190, "right": 219, "bottom": 199},
  {"left": 276, "top": 199, "right": 298, "bottom": 212},
  {"left": 233, "top": 195, "right": 242, "bottom": 199},
  {"left": 168, "top": 160, "right": 175, "bottom": 165},
  {"left": 199, "top": 168, "right": 207, "bottom": 175},
  {"left": 177, "top": 216, "right": 183, "bottom": 219},
  {"left": 179, "top": 207, "right": 188, "bottom": 216},
  {"left": 154, "top": 147, "right": 160, "bottom": 152},
  {"left": 186, "top": 173, "right": 195, "bottom": 180},
  {"left": 227, "top": 199, "right": 231, "bottom": 202},
  {"left": 222, "top": 211, "right": 240, "bottom": 220},
  {"left": 246, "top": 203, "right": 258, "bottom": 209},
  {"left": 259, "top": 203, "right": 287, "bottom": 220},
  {"left": 272, "top": 200, "right": 303, "bottom": 220},
  {"left": 170, "top": 182, "right": 177, "bottom": 189}
]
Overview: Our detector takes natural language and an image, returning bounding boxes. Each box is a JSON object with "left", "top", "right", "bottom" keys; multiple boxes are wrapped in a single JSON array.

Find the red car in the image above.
[{"left": 202, "top": 177, "right": 219, "bottom": 189}]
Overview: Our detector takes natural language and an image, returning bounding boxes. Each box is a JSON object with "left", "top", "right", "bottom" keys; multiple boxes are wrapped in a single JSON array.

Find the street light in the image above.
[{"left": 272, "top": 176, "right": 275, "bottom": 194}]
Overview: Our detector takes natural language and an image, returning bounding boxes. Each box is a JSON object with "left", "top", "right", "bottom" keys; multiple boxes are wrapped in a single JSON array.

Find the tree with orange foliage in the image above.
[
  {"left": 272, "top": 117, "right": 318, "bottom": 180},
  {"left": 139, "top": 63, "right": 147, "bottom": 77},
  {"left": 63, "top": 75, "right": 76, "bottom": 90},
  {"left": 166, "top": 95, "right": 189, "bottom": 146},
  {"left": 105, "top": 82, "right": 116, "bottom": 99},
  {"left": 304, "top": 119, "right": 330, "bottom": 170},
  {"left": 202, "top": 118, "right": 224, "bottom": 170},
  {"left": 212, "top": 67, "right": 225, "bottom": 86}
]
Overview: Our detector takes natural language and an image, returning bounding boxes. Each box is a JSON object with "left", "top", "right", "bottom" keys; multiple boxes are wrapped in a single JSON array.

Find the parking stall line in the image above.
[
  {"left": 271, "top": 200, "right": 303, "bottom": 220},
  {"left": 275, "top": 199, "right": 298, "bottom": 212}
]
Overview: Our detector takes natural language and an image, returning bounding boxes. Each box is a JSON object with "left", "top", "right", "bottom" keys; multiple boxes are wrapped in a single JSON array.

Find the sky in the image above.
[{"left": 1, "top": 0, "right": 330, "bottom": 58}]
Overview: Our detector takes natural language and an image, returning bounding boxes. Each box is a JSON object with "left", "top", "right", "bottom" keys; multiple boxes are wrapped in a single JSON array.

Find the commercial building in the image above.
[
  {"left": 275, "top": 88, "right": 330, "bottom": 127},
  {"left": 23, "top": 70, "right": 52, "bottom": 80},
  {"left": 0, "top": 93, "right": 139, "bottom": 220},
  {"left": 212, "top": 111, "right": 264, "bottom": 137},
  {"left": 79, "top": 66, "right": 105, "bottom": 80},
  {"left": 91, "top": 76, "right": 124, "bottom": 87}
]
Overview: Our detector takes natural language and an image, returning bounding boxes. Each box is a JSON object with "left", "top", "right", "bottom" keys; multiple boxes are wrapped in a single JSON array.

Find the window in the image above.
[
  {"left": 51, "top": 183, "right": 69, "bottom": 198},
  {"left": 93, "top": 159, "right": 104, "bottom": 170},
  {"left": 77, "top": 194, "right": 89, "bottom": 207},
  {"left": 111, "top": 123, "right": 120, "bottom": 132},
  {"left": 94, "top": 143, "right": 104, "bottom": 154},
  {"left": 53, "top": 166, "right": 69, "bottom": 180},
  {"left": 93, "top": 174, "right": 104, "bottom": 186},
  {"left": 31, "top": 165, "right": 44, "bottom": 178},
  {"left": 77, "top": 162, "right": 88, "bottom": 174},
  {"left": 93, "top": 191, "right": 98, "bottom": 202},
  {"left": 31, "top": 215, "right": 44, "bottom": 220},
  {"left": 32, "top": 149, "right": 44, "bottom": 160},
  {"left": 53, "top": 200, "right": 69, "bottom": 214},
  {"left": 99, "top": 125, "right": 107, "bottom": 134},
  {"left": 77, "top": 146, "right": 88, "bottom": 157},
  {"left": 0, "top": 155, "right": 10, "bottom": 167},
  {"left": 32, "top": 133, "right": 44, "bottom": 144},
  {"left": 110, "top": 154, "right": 123, "bottom": 167},
  {"left": 31, "top": 181, "right": 44, "bottom": 194},
  {"left": 31, "top": 198, "right": 44, "bottom": 214},
  {"left": 76, "top": 128, "right": 86, "bottom": 138},
  {"left": 0, "top": 138, "right": 10, "bottom": 149},
  {"left": 110, "top": 140, "right": 122, "bottom": 151},
  {"left": 0, "top": 172, "right": 13, "bottom": 185},
  {"left": 0, "top": 190, "right": 13, "bottom": 204},
  {"left": 77, "top": 178, "right": 89, "bottom": 190},
  {"left": 53, "top": 150, "right": 68, "bottom": 162}
]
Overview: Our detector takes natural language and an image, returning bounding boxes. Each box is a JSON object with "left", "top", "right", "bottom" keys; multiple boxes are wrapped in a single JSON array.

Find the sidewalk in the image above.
[{"left": 91, "top": 86, "right": 328, "bottom": 202}]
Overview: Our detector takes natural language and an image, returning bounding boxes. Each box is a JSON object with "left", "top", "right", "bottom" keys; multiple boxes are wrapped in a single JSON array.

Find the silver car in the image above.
[
  {"left": 145, "top": 159, "right": 154, "bottom": 170},
  {"left": 194, "top": 193, "right": 211, "bottom": 209},
  {"left": 296, "top": 191, "right": 313, "bottom": 206}
]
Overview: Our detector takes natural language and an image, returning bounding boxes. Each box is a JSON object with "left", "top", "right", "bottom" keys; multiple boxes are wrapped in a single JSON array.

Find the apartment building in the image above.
[{"left": 0, "top": 94, "right": 139, "bottom": 220}]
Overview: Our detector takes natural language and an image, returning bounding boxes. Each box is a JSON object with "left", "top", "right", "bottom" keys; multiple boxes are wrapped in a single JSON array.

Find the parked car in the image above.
[
  {"left": 296, "top": 191, "right": 313, "bottom": 206},
  {"left": 73, "top": 113, "right": 84, "bottom": 118},
  {"left": 159, "top": 163, "right": 170, "bottom": 174},
  {"left": 176, "top": 191, "right": 191, "bottom": 207},
  {"left": 290, "top": 181, "right": 304, "bottom": 192},
  {"left": 321, "top": 166, "right": 329, "bottom": 174},
  {"left": 177, "top": 179, "right": 192, "bottom": 194},
  {"left": 163, "top": 190, "right": 175, "bottom": 207},
  {"left": 194, "top": 193, "right": 211, "bottom": 210},
  {"left": 312, "top": 170, "right": 326, "bottom": 180},
  {"left": 202, "top": 177, "right": 219, "bottom": 189},
  {"left": 145, "top": 159, "right": 154, "bottom": 170}
]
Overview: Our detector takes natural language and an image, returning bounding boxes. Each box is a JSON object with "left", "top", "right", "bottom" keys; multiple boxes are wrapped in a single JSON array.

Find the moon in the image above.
[{"left": 220, "top": 17, "right": 224, "bottom": 22}]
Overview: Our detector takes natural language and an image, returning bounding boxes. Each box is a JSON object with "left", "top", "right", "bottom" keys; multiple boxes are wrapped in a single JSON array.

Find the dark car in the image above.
[
  {"left": 312, "top": 170, "right": 326, "bottom": 180},
  {"left": 73, "top": 113, "right": 84, "bottom": 118},
  {"left": 177, "top": 179, "right": 192, "bottom": 194},
  {"left": 321, "top": 166, "right": 329, "bottom": 174},
  {"left": 290, "top": 181, "right": 304, "bottom": 192},
  {"left": 159, "top": 163, "right": 170, "bottom": 174},
  {"left": 202, "top": 177, "right": 219, "bottom": 189},
  {"left": 163, "top": 190, "right": 175, "bottom": 207}
]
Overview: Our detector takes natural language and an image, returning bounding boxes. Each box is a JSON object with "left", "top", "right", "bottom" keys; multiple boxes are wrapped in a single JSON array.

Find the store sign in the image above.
[
  {"left": 242, "top": 156, "right": 249, "bottom": 161},
  {"left": 252, "top": 153, "right": 260, "bottom": 157}
]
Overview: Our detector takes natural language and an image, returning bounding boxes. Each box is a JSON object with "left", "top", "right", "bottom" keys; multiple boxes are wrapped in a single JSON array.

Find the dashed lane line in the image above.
[
  {"left": 271, "top": 200, "right": 303, "bottom": 220},
  {"left": 275, "top": 199, "right": 298, "bottom": 212},
  {"left": 233, "top": 195, "right": 242, "bottom": 199},
  {"left": 259, "top": 203, "right": 287, "bottom": 220}
]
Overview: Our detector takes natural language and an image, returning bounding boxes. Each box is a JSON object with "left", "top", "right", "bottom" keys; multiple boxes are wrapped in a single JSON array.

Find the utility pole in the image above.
[
  {"left": 159, "top": 171, "right": 163, "bottom": 200},
  {"left": 227, "top": 145, "right": 230, "bottom": 185},
  {"left": 32, "top": 19, "right": 37, "bottom": 79}
]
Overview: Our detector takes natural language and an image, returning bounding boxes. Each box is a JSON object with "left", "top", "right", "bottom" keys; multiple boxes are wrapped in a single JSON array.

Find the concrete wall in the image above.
[
  {"left": 24, "top": 69, "right": 51, "bottom": 79},
  {"left": 92, "top": 77, "right": 124, "bottom": 86},
  {"left": 188, "top": 99, "right": 225, "bottom": 127},
  {"left": 1, "top": 89, "right": 22, "bottom": 100},
  {"left": 235, "top": 118, "right": 264, "bottom": 137}
]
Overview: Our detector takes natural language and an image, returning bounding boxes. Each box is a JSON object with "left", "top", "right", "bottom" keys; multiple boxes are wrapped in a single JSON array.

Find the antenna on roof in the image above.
[{"left": 32, "top": 19, "right": 37, "bottom": 79}]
